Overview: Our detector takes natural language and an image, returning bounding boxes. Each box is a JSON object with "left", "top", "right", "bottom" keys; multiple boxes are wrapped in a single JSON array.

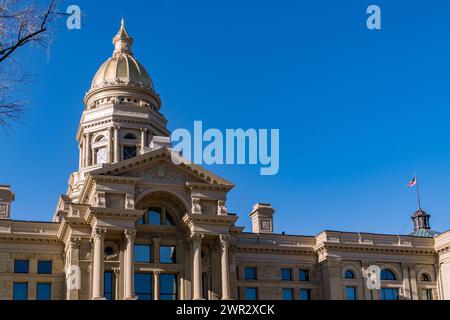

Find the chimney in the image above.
[
  {"left": 0, "top": 185, "right": 15, "bottom": 220},
  {"left": 250, "top": 203, "right": 275, "bottom": 234}
]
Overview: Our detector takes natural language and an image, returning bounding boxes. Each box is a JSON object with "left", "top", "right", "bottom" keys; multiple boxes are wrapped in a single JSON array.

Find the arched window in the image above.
[
  {"left": 344, "top": 270, "right": 355, "bottom": 279},
  {"left": 124, "top": 133, "right": 137, "bottom": 140},
  {"left": 421, "top": 273, "right": 431, "bottom": 282},
  {"left": 137, "top": 206, "right": 176, "bottom": 226},
  {"left": 381, "top": 269, "right": 397, "bottom": 281},
  {"left": 95, "top": 135, "right": 107, "bottom": 142}
]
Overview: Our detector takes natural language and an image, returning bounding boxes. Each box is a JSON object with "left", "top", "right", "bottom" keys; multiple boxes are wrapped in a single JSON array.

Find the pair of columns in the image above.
[
  {"left": 91, "top": 227, "right": 136, "bottom": 300},
  {"left": 191, "top": 233, "right": 231, "bottom": 300},
  {"left": 81, "top": 127, "right": 149, "bottom": 167}
]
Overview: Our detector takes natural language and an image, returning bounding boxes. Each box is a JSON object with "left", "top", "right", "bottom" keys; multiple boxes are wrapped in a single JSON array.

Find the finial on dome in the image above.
[{"left": 113, "top": 17, "right": 133, "bottom": 56}]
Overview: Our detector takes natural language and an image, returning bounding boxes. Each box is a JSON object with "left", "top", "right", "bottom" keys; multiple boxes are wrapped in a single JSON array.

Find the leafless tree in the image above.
[{"left": 0, "top": 0, "right": 58, "bottom": 128}]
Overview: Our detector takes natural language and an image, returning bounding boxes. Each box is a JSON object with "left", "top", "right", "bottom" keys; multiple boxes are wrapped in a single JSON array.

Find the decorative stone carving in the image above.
[
  {"left": 92, "top": 227, "right": 107, "bottom": 240},
  {"left": 96, "top": 192, "right": 106, "bottom": 207},
  {"left": 218, "top": 200, "right": 228, "bottom": 216},
  {"left": 191, "top": 198, "right": 201, "bottom": 214},
  {"left": 191, "top": 232, "right": 204, "bottom": 242},
  {"left": 125, "top": 194, "right": 135, "bottom": 209},
  {"left": 70, "top": 237, "right": 82, "bottom": 249},
  {"left": 219, "top": 235, "right": 230, "bottom": 252},
  {"left": 124, "top": 229, "right": 136, "bottom": 242}
]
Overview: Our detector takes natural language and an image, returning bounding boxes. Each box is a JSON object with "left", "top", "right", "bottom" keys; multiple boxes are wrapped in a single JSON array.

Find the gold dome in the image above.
[{"left": 90, "top": 18, "right": 154, "bottom": 91}]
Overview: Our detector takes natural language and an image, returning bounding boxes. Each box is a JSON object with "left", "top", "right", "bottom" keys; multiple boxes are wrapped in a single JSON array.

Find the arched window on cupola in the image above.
[
  {"left": 123, "top": 132, "right": 138, "bottom": 160},
  {"left": 93, "top": 134, "right": 108, "bottom": 165}
]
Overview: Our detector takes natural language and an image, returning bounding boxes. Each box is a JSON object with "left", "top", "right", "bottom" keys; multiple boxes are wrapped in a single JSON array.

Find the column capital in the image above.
[
  {"left": 70, "top": 237, "right": 82, "bottom": 249},
  {"left": 92, "top": 227, "right": 107, "bottom": 240},
  {"left": 124, "top": 229, "right": 137, "bottom": 241},
  {"left": 191, "top": 232, "right": 204, "bottom": 242},
  {"left": 219, "top": 234, "right": 230, "bottom": 252}
]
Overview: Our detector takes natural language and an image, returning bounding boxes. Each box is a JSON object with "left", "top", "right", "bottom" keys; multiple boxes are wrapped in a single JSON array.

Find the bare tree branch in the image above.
[{"left": 0, "top": 0, "right": 59, "bottom": 128}]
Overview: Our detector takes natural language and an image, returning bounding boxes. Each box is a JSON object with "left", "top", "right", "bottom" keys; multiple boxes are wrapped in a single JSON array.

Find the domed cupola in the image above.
[{"left": 84, "top": 18, "right": 160, "bottom": 110}]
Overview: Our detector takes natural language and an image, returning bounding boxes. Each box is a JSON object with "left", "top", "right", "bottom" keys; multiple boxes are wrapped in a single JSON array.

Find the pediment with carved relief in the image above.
[{"left": 120, "top": 160, "right": 205, "bottom": 185}]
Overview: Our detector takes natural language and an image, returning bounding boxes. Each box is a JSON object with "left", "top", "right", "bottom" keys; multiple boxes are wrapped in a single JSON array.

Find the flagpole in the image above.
[{"left": 415, "top": 174, "right": 422, "bottom": 210}]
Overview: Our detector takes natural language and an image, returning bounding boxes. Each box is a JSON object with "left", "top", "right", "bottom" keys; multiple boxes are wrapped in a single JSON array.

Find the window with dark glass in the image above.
[
  {"left": 282, "top": 288, "right": 294, "bottom": 300},
  {"left": 380, "top": 288, "right": 399, "bottom": 300},
  {"left": 299, "top": 288, "right": 311, "bottom": 300},
  {"left": 344, "top": 270, "right": 355, "bottom": 279},
  {"left": 244, "top": 267, "right": 257, "bottom": 280},
  {"left": 421, "top": 273, "right": 431, "bottom": 282},
  {"left": 123, "top": 146, "right": 137, "bottom": 160},
  {"left": 160, "top": 274, "right": 177, "bottom": 300},
  {"left": 281, "top": 268, "right": 293, "bottom": 281},
  {"left": 299, "top": 269, "right": 310, "bottom": 281},
  {"left": 14, "top": 260, "right": 29, "bottom": 273},
  {"left": 245, "top": 287, "right": 258, "bottom": 300},
  {"left": 37, "top": 261, "right": 52, "bottom": 274},
  {"left": 380, "top": 269, "right": 397, "bottom": 281},
  {"left": 345, "top": 286, "right": 357, "bottom": 300},
  {"left": 13, "top": 282, "right": 28, "bottom": 300},
  {"left": 135, "top": 273, "right": 152, "bottom": 300},
  {"left": 104, "top": 271, "right": 114, "bottom": 300},
  {"left": 160, "top": 246, "right": 176, "bottom": 264},
  {"left": 142, "top": 207, "right": 176, "bottom": 226},
  {"left": 421, "top": 289, "right": 433, "bottom": 300},
  {"left": 36, "top": 283, "right": 52, "bottom": 300},
  {"left": 134, "top": 244, "right": 152, "bottom": 263}
]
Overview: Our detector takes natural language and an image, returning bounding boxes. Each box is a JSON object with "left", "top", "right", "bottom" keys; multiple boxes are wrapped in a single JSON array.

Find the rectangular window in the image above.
[
  {"left": 299, "top": 288, "right": 311, "bottom": 300},
  {"left": 244, "top": 267, "right": 257, "bottom": 280},
  {"left": 36, "top": 283, "right": 52, "bottom": 300},
  {"left": 13, "top": 282, "right": 28, "bottom": 300},
  {"left": 134, "top": 244, "right": 152, "bottom": 263},
  {"left": 104, "top": 271, "right": 114, "bottom": 300},
  {"left": 37, "top": 261, "right": 52, "bottom": 274},
  {"left": 123, "top": 146, "right": 137, "bottom": 160},
  {"left": 345, "top": 286, "right": 357, "bottom": 300},
  {"left": 299, "top": 269, "right": 310, "bottom": 281},
  {"left": 282, "top": 288, "right": 294, "bottom": 300},
  {"left": 160, "top": 246, "right": 176, "bottom": 264},
  {"left": 135, "top": 273, "right": 153, "bottom": 300},
  {"left": 380, "top": 288, "right": 399, "bottom": 300},
  {"left": 421, "top": 289, "right": 433, "bottom": 300},
  {"left": 14, "top": 260, "right": 29, "bottom": 273},
  {"left": 281, "top": 268, "right": 293, "bottom": 281},
  {"left": 245, "top": 287, "right": 258, "bottom": 300},
  {"left": 160, "top": 274, "right": 177, "bottom": 300}
]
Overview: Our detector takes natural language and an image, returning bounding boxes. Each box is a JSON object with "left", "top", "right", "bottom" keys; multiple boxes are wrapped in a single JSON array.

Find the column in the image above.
[
  {"left": 140, "top": 128, "right": 147, "bottom": 155},
  {"left": 177, "top": 239, "right": 185, "bottom": 300},
  {"left": 113, "top": 269, "right": 120, "bottom": 300},
  {"left": 191, "top": 233, "right": 204, "bottom": 300},
  {"left": 92, "top": 227, "right": 106, "bottom": 300},
  {"left": 86, "top": 133, "right": 92, "bottom": 166},
  {"left": 83, "top": 133, "right": 88, "bottom": 167},
  {"left": 68, "top": 237, "right": 81, "bottom": 300},
  {"left": 78, "top": 145, "right": 82, "bottom": 169},
  {"left": 220, "top": 235, "right": 232, "bottom": 300},
  {"left": 114, "top": 126, "right": 120, "bottom": 163},
  {"left": 108, "top": 127, "right": 114, "bottom": 163},
  {"left": 124, "top": 229, "right": 136, "bottom": 300},
  {"left": 154, "top": 271, "right": 161, "bottom": 300}
]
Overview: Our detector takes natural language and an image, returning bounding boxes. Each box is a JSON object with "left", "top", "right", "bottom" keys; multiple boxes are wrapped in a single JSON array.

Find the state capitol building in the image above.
[{"left": 1, "top": 19, "right": 450, "bottom": 301}]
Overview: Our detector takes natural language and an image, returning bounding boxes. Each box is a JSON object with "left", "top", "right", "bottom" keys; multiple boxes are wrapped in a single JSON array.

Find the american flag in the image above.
[{"left": 408, "top": 176, "right": 417, "bottom": 187}]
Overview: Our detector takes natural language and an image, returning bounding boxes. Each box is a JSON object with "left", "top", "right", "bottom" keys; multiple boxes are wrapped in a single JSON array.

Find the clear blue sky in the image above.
[{"left": 1, "top": 0, "right": 450, "bottom": 235}]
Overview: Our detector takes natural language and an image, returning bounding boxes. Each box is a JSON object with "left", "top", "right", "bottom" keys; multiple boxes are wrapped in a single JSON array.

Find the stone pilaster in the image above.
[
  {"left": 92, "top": 227, "right": 107, "bottom": 300},
  {"left": 124, "top": 229, "right": 136, "bottom": 300},
  {"left": 219, "top": 235, "right": 232, "bottom": 300},
  {"left": 191, "top": 233, "right": 204, "bottom": 300}
]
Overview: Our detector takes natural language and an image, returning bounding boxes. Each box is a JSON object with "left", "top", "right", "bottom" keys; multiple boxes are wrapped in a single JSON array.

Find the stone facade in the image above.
[{"left": 1, "top": 19, "right": 450, "bottom": 300}]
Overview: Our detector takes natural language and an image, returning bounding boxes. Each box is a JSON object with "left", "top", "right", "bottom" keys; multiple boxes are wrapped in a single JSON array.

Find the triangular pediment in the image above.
[{"left": 90, "top": 147, "right": 234, "bottom": 187}]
